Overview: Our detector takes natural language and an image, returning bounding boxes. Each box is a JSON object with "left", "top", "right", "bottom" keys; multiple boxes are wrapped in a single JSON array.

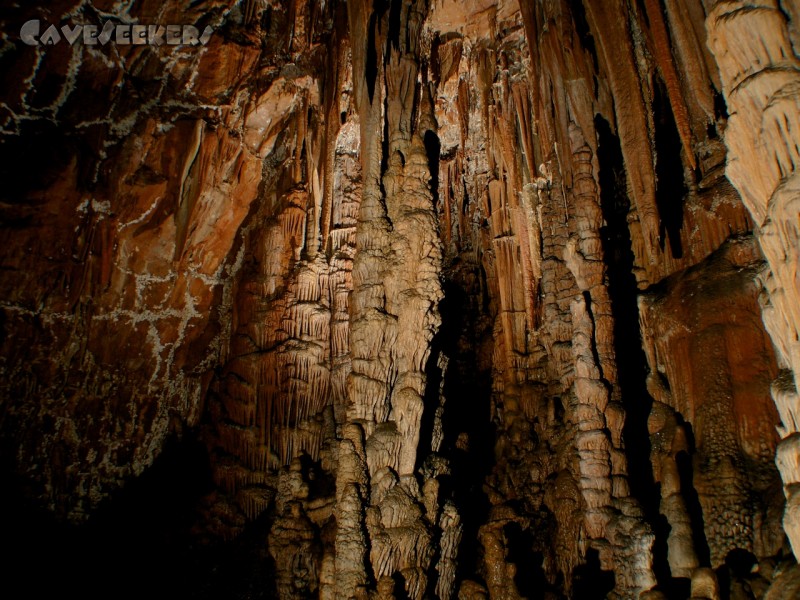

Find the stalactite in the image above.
[
  {"left": 643, "top": 0, "right": 697, "bottom": 170},
  {"left": 581, "top": 0, "right": 660, "bottom": 267}
]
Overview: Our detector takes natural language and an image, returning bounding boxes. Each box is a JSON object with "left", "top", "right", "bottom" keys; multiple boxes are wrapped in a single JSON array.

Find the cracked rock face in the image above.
[{"left": 2, "top": 1, "right": 800, "bottom": 599}]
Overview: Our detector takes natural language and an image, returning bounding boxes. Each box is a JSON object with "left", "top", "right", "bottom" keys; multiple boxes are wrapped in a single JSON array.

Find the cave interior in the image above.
[{"left": 2, "top": 1, "right": 800, "bottom": 599}]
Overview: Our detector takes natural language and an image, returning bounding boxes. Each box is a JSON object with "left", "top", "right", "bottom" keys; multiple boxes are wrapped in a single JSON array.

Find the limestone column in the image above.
[{"left": 706, "top": 0, "right": 800, "bottom": 557}]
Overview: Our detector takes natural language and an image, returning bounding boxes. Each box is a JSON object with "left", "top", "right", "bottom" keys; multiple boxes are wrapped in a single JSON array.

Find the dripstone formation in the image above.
[{"left": 2, "top": 1, "right": 800, "bottom": 598}]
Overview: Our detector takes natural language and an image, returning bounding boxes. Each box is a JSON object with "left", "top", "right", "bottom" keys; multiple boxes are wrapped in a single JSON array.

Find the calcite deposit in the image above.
[{"left": 2, "top": 0, "right": 800, "bottom": 598}]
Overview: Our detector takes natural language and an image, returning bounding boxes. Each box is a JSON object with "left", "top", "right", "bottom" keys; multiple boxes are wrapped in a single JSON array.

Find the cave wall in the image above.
[
  {"left": 705, "top": 0, "right": 800, "bottom": 561},
  {"left": 1, "top": 0, "right": 799, "bottom": 598}
]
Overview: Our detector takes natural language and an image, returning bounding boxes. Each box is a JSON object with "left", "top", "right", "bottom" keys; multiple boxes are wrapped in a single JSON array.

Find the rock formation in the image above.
[{"left": 1, "top": 0, "right": 800, "bottom": 598}]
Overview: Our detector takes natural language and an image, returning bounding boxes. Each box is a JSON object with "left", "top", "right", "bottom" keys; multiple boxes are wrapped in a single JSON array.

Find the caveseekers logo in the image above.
[{"left": 20, "top": 19, "right": 214, "bottom": 47}]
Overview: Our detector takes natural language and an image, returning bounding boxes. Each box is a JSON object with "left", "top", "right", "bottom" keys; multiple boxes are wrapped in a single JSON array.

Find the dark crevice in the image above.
[
  {"left": 430, "top": 34, "right": 442, "bottom": 84},
  {"left": 661, "top": 574, "right": 691, "bottom": 600},
  {"left": 582, "top": 290, "right": 605, "bottom": 383},
  {"left": 713, "top": 89, "right": 729, "bottom": 121},
  {"left": 391, "top": 572, "right": 411, "bottom": 599},
  {"left": 553, "top": 396, "right": 565, "bottom": 424},
  {"left": 595, "top": 115, "right": 665, "bottom": 582},
  {"left": 424, "top": 515, "right": 443, "bottom": 599},
  {"left": 504, "top": 522, "right": 553, "bottom": 599},
  {"left": 366, "top": 2, "right": 387, "bottom": 105},
  {"left": 362, "top": 491, "right": 377, "bottom": 588},
  {"left": 651, "top": 509, "right": 677, "bottom": 597},
  {"left": 653, "top": 77, "right": 687, "bottom": 259},
  {"left": 0, "top": 431, "right": 280, "bottom": 599},
  {"left": 676, "top": 441, "right": 712, "bottom": 566},
  {"left": 716, "top": 545, "right": 780, "bottom": 600},
  {"left": 418, "top": 343, "right": 443, "bottom": 479},
  {"left": 636, "top": 0, "right": 651, "bottom": 28},
  {"left": 410, "top": 71, "right": 421, "bottom": 138},
  {"left": 567, "top": 0, "right": 598, "bottom": 73},
  {"left": 431, "top": 277, "right": 494, "bottom": 589},
  {"left": 387, "top": 0, "right": 402, "bottom": 52},
  {"left": 572, "top": 547, "right": 616, "bottom": 599},
  {"left": 424, "top": 130, "right": 441, "bottom": 210}
]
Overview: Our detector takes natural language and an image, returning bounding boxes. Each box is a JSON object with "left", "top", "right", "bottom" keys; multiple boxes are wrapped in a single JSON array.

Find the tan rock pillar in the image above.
[{"left": 706, "top": 0, "right": 800, "bottom": 557}]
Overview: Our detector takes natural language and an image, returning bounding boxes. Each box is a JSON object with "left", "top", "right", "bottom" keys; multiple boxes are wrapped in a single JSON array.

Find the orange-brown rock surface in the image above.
[{"left": 0, "top": 1, "right": 798, "bottom": 599}]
